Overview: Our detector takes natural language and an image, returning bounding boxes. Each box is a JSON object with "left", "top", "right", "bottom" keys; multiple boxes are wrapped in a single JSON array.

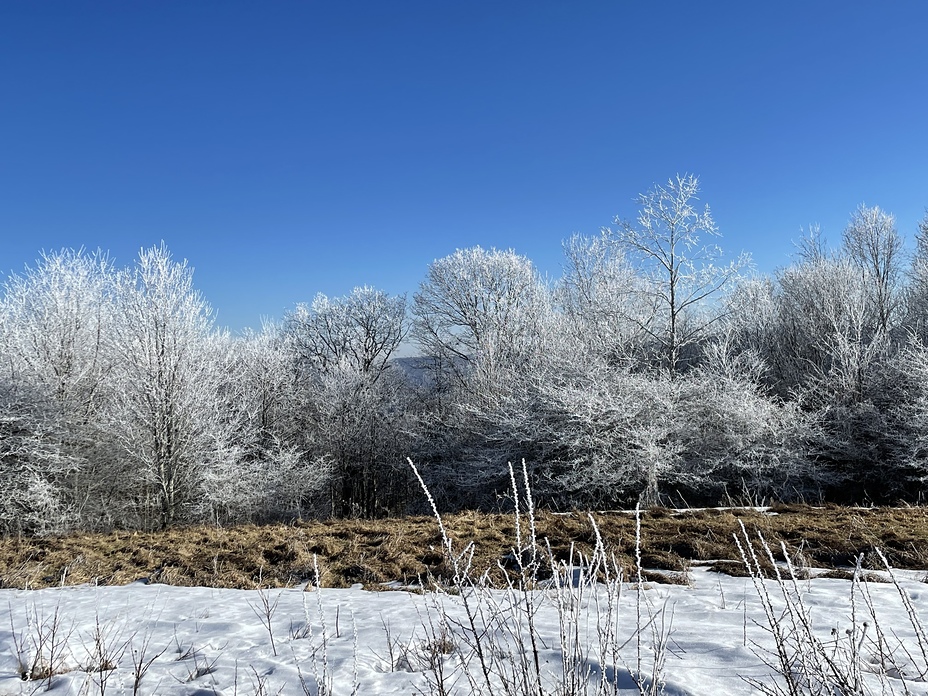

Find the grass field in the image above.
[{"left": 2, "top": 504, "right": 927, "bottom": 590}]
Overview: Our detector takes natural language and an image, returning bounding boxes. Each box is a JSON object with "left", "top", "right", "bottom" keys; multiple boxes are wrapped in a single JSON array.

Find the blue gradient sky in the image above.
[{"left": 2, "top": 2, "right": 927, "bottom": 332}]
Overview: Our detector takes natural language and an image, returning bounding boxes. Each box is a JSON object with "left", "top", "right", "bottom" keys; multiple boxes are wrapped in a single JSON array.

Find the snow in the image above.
[{"left": 1, "top": 566, "right": 926, "bottom": 695}]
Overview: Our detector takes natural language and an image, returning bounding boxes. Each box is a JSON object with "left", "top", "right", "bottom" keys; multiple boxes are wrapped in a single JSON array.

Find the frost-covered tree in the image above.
[
  {"left": 752, "top": 230, "right": 914, "bottom": 500},
  {"left": 842, "top": 204, "right": 903, "bottom": 338},
  {"left": 0, "top": 249, "right": 117, "bottom": 529},
  {"left": 905, "top": 211, "right": 928, "bottom": 342},
  {"left": 285, "top": 287, "right": 411, "bottom": 517},
  {"left": 606, "top": 175, "right": 747, "bottom": 375},
  {"left": 287, "top": 286, "right": 406, "bottom": 377},
  {"left": 0, "top": 249, "right": 113, "bottom": 414},
  {"left": 413, "top": 246, "right": 551, "bottom": 395},
  {"left": 774, "top": 256, "right": 873, "bottom": 402},
  {"left": 409, "top": 248, "right": 556, "bottom": 507},
  {"left": 470, "top": 336, "right": 819, "bottom": 510},
  {"left": 0, "top": 382, "right": 76, "bottom": 532},
  {"left": 771, "top": 249, "right": 892, "bottom": 408},
  {"left": 104, "top": 245, "right": 239, "bottom": 527},
  {"left": 670, "top": 339, "right": 821, "bottom": 503},
  {"left": 722, "top": 277, "right": 779, "bottom": 378},
  {"left": 557, "top": 231, "right": 646, "bottom": 364},
  {"left": 235, "top": 323, "right": 308, "bottom": 463},
  {"left": 883, "top": 339, "right": 928, "bottom": 495},
  {"left": 188, "top": 330, "right": 330, "bottom": 525},
  {"left": 524, "top": 357, "right": 678, "bottom": 509}
]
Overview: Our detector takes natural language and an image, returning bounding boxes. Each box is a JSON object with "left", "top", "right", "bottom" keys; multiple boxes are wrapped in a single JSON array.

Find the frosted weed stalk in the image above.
[
  {"left": 128, "top": 624, "right": 166, "bottom": 696},
  {"left": 294, "top": 555, "right": 333, "bottom": 696},
  {"left": 248, "top": 567, "right": 281, "bottom": 656},
  {"left": 407, "top": 458, "right": 672, "bottom": 696},
  {"left": 8, "top": 599, "right": 73, "bottom": 690},
  {"left": 294, "top": 554, "right": 360, "bottom": 696},
  {"left": 77, "top": 608, "right": 130, "bottom": 695},
  {"left": 735, "top": 521, "right": 928, "bottom": 695}
]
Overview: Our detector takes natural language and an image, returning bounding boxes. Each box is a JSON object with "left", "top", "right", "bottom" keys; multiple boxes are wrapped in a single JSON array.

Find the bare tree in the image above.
[
  {"left": 842, "top": 204, "right": 903, "bottom": 337},
  {"left": 286, "top": 286, "right": 406, "bottom": 378},
  {"left": 285, "top": 287, "right": 411, "bottom": 517},
  {"left": 607, "top": 174, "right": 748, "bottom": 376},
  {"left": 905, "top": 210, "right": 928, "bottom": 342}
]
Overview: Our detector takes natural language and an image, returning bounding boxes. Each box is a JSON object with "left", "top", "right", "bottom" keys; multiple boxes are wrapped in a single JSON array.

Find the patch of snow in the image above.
[{"left": 0, "top": 566, "right": 925, "bottom": 694}]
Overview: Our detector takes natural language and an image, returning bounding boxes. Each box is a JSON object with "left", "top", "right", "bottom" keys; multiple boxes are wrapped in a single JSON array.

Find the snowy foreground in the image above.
[{"left": 1, "top": 566, "right": 927, "bottom": 695}]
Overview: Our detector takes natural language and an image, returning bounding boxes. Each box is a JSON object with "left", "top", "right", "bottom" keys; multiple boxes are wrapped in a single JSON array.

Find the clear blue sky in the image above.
[{"left": 2, "top": 2, "right": 927, "bottom": 332}]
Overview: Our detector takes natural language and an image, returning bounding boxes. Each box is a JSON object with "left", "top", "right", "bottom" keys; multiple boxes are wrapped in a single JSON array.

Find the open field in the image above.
[
  {"left": 1, "top": 507, "right": 927, "bottom": 695},
  {"left": 2, "top": 505, "right": 927, "bottom": 590}
]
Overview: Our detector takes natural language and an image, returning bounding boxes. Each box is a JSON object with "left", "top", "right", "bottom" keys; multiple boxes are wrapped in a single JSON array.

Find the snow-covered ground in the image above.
[{"left": 1, "top": 566, "right": 926, "bottom": 695}]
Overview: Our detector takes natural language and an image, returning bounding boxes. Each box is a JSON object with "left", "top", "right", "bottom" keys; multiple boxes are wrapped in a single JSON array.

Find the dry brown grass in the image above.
[{"left": 1, "top": 505, "right": 926, "bottom": 590}]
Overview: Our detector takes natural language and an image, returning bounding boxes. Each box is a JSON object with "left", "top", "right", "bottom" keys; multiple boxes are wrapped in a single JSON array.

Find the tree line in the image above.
[{"left": 3, "top": 175, "right": 928, "bottom": 532}]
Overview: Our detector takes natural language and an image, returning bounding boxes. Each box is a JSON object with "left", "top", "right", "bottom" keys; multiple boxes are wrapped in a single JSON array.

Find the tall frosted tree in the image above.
[
  {"left": 288, "top": 286, "right": 406, "bottom": 378},
  {"left": 105, "top": 245, "right": 238, "bottom": 527},
  {"left": 607, "top": 175, "right": 747, "bottom": 375},
  {"left": 906, "top": 211, "right": 928, "bottom": 342},
  {"left": 0, "top": 249, "right": 116, "bottom": 530},
  {"left": 842, "top": 204, "right": 903, "bottom": 338},
  {"left": 0, "top": 250, "right": 113, "bottom": 415},
  {"left": 413, "top": 246, "right": 551, "bottom": 399},
  {"left": 285, "top": 286, "right": 410, "bottom": 517}
]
